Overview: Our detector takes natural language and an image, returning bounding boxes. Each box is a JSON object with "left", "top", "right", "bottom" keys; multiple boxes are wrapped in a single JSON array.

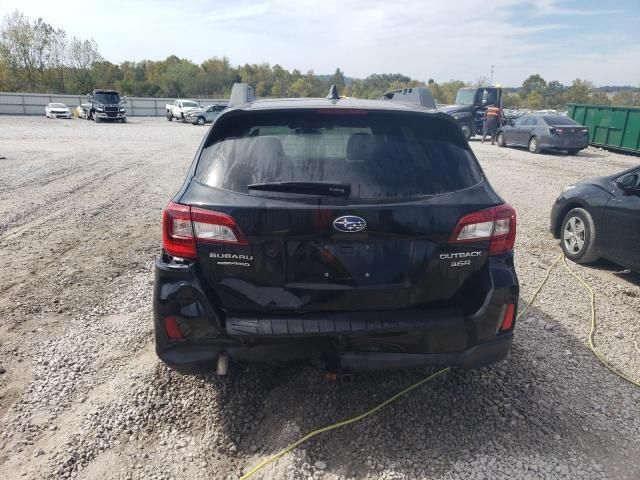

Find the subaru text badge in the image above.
[{"left": 333, "top": 215, "right": 366, "bottom": 233}]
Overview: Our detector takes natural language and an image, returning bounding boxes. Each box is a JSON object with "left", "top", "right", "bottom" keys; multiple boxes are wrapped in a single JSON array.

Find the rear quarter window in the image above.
[{"left": 195, "top": 110, "right": 483, "bottom": 200}]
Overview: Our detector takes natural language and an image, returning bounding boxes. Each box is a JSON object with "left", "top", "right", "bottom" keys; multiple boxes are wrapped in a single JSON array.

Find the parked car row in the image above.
[{"left": 45, "top": 98, "right": 227, "bottom": 125}]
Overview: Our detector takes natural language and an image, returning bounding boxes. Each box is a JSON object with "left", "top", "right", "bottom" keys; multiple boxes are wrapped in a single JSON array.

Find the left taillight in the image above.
[
  {"left": 449, "top": 204, "right": 517, "bottom": 256},
  {"left": 163, "top": 202, "right": 196, "bottom": 259},
  {"left": 162, "top": 202, "right": 247, "bottom": 259}
]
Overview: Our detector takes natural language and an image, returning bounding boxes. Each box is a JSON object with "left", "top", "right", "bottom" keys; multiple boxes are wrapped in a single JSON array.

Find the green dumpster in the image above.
[{"left": 568, "top": 103, "right": 640, "bottom": 154}]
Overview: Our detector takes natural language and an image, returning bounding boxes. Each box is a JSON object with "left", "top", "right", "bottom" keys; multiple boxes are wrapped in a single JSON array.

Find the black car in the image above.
[
  {"left": 154, "top": 91, "right": 519, "bottom": 374},
  {"left": 497, "top": 114, "right": 588, "bottom": 155},
  {"left": 551, "top": 165, "right": 640, "bottom": 271}
]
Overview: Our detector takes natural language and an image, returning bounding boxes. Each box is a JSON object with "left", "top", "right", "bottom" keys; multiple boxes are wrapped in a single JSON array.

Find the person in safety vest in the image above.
[{"left": 481, "top": 104, "right": 503, "bottom": 144}]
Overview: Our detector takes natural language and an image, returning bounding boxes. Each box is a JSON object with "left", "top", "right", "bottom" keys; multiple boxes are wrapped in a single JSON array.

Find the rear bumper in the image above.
[
  {"left": 153, "top": 253, "right": 519, "bottom": 373},
  {"left": 158, "top": 332, "right": 512, "bottom": 373},
  {"left": 539, "top": 135, "right": 588, "bottom": 150}
]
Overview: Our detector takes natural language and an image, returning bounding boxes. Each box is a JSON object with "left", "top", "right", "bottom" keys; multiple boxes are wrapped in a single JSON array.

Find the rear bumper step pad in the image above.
[{"left": 225, "top": 307, "right": 464, "bottom": 336}]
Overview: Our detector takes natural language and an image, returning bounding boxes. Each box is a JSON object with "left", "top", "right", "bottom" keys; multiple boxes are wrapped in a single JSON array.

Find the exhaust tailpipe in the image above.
[{"left": 216, "top": 352, "right": 230, "bottom": 375}]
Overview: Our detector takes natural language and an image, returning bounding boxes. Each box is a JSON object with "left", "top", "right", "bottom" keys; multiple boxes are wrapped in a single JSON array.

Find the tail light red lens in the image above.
[
  {"left": 449, "top": 204, "right": 516, "bottom": 255},
  {"left": 162, "top": 202, "right": 247, "bottom": 259},
  {"left": 500, "top": 304, "right": 516, "bottom": 331},
  {"left": 163, "top": 202, "right": 196, "bottom": 259}
]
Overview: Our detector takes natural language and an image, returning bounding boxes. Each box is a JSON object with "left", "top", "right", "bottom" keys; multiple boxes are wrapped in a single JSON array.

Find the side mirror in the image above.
[{"left": 617, "top": 174, "right": 639, "bottom": 194}]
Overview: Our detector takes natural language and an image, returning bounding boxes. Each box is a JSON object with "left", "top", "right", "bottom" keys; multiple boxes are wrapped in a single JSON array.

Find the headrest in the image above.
[
  {"left": 248, "top": 136, "right": 285, "bottom": 162},
  {"left": 346, "top": 133, "right": 375, "bottom": 162}
]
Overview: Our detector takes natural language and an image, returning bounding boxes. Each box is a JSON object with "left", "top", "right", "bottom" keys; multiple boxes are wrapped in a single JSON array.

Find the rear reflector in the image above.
[
  {"left": 449, "top": 204, "right": 516, "bottom": 255},
  {"left": 500, "top": 304, "right": 516, "bottom": 331},
  {"left": 162, "top": 202, "right": 247, "bottom": 259},
  {"left": 164, "top": 316, "right": 184, "bottom": 340}
]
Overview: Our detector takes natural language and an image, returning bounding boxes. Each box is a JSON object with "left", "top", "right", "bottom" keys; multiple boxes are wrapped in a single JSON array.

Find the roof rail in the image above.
[
  {"left": 229, "top": 83, "right": 256, "bottom": 106},
  {"left": 381, "top": 87, "right": 436, "bottom": 109}
]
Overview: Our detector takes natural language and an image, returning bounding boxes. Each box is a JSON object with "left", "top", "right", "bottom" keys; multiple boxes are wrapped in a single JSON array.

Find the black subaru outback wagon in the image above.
[{"left": 153, "top": 91, "right": 518, "bottom": 374}]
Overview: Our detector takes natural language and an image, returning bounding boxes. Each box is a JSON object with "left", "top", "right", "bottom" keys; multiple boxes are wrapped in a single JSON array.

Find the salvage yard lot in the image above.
[{"left": 0, "top": 116, "right": 639, "bottom": 480}]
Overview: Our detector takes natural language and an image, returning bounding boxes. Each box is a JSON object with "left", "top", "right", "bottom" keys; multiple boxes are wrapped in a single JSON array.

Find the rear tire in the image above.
[
  {"left": 567, "top": 149, "right": 579, "bottom": 156},
  {"left": 94, "top": 115, "right": 101, "bottom": 124},
  {"left": 497, "top": 132, "right": 506, "bottom": 147},
  {"left": 560, "top": 208, "right": 599, "bottom": 263},
  {"left": 528, "top": 136, "right": 541, "bottom": 154},
  {"left": 121, "top": 117, "right": 127, "bottom": 123},
  {"left": 167, "top": 112, "right": 173, "bottom": 121},
  {"left": 196, "top": 116, "right": 205, "bottom": 126}
]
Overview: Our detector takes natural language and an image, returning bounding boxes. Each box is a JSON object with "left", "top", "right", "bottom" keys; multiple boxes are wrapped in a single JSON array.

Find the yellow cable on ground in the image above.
[
  {"left": 516, "top": 253, "right": 563, "bottom": 321},
  {"left": 239, "top": 252, "right": 638, "bottom": 480},
  {"left": 560, "top": 255, "right": 640, "bottom": 388},
  {"left": 239, "top": 367, "right": 451, "bottom": 480}
]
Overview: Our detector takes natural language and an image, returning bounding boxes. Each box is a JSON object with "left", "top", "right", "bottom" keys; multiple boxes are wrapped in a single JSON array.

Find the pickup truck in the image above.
[
  {"left": 84, "top": 89, "right": 127, "bottom": 123},
  {"left": 439, "top": 86, "right": 503, "bottom": 139},
  {"left": 166, "top": 100, "right": 201, "bottom": 121}
]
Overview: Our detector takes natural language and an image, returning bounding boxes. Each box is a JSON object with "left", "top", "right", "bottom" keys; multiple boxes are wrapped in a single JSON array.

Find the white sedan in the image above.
[{"left": 45, "top": 103, "right": 72, "bottom": 119}]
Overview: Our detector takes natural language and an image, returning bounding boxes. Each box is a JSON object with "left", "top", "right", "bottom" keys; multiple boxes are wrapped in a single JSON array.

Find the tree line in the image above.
[{"left": 1, "top": 10, "right": 639, "bottom": 108}]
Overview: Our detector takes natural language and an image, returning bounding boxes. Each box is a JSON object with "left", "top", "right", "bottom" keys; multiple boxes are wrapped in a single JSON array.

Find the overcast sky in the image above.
[{"left": 1, "top": 0, "right": 639, "bottom": 86}]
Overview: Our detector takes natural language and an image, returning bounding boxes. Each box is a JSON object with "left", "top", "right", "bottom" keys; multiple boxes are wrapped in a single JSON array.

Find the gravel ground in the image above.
[{"left": 0, "top": 116, "right": 638, "bottom": 480}]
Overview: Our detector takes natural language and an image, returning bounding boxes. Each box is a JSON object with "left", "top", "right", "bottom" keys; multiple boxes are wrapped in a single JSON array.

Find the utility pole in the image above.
[{"left": 490, "top": 65, "right": 494, "bottom": 85}]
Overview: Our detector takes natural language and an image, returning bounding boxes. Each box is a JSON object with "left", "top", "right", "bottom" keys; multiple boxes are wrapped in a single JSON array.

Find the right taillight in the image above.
[
  {"left": 449, "top": 204, "right": 516, "bottom": 256},
  {"left": 162, "top": 202, "right": 247, "bottom": 259},
  {"left": 500, "top": 304, "right": 516, "bottom": 331}
]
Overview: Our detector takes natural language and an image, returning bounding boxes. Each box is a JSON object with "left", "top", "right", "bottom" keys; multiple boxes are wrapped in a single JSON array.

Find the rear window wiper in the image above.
[{"left": 247, "top": 181, "right": 351, "bottom": 197}]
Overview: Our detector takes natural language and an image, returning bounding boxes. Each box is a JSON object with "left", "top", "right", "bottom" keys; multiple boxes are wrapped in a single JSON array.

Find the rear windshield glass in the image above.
[
  {"left": 195, "top": 110, "right": 483, "bottom": 200},
  {"left": 543, "top": 115, "right": 580, "bottom": 126}
]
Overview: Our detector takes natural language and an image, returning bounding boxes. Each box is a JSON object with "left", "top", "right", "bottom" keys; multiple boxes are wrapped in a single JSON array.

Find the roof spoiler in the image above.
[
  {"left": 229, "top": 83, "right": 256, "bottom": 106},
  {"left": 381, "top": 87, "right": 436, "bottom": 110}
]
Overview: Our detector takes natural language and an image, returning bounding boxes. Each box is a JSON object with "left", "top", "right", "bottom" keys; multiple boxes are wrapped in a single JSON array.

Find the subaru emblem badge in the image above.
[{"left": 333, "top": 215, "right": 367, "bottom": 233}]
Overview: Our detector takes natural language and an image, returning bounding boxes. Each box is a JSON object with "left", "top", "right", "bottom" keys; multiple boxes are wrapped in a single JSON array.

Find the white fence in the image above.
[{"left": 0, "top": 92, "right": 227, "bottom": 116}]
